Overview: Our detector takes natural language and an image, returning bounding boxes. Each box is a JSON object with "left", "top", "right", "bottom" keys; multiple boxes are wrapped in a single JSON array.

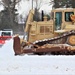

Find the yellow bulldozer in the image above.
[{"left": 13, "top": 8, "right": 75, "bottom": 55}]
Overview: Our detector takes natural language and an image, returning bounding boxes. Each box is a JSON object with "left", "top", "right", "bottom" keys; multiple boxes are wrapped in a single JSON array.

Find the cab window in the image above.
[{"left": 65, "top": 12, "right": 74, "bottom": 22}]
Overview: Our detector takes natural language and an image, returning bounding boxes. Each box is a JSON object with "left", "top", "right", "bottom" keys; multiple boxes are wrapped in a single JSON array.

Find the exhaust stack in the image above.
[{"left": 41, "top": 10, "right": 44, "bottom": 21}]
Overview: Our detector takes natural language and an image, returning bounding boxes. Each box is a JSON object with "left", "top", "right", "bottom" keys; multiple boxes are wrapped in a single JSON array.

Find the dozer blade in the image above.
[{"left": 13, "top": 36, "right": 70, "bottom": 55}]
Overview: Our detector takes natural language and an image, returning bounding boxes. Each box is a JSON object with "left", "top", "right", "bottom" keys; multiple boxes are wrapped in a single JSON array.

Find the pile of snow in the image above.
[{"left": 0, "top": 38, "right": 75, "bottom": 75}]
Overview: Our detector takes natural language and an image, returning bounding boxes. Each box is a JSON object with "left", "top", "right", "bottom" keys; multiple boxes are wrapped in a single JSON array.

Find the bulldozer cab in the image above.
[{"left": 51, "top": 8, "right": 75, "bottom": 30}]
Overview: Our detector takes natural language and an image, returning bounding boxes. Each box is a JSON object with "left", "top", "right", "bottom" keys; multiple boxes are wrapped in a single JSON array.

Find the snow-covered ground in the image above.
[{"left": 0, "top": 38, "right": 75, "bottom": 75}]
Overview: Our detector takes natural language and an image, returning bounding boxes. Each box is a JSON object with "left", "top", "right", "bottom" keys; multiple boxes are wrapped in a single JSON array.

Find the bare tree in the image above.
[
  {"left": 50, "top": 0, "right": 72, "bottom": 8},
  {"left": 33, "top": 0, "right": 45, "bottom": 10},
  {"left": 0, "top": 0, "right": 21, "bottom": 26}
]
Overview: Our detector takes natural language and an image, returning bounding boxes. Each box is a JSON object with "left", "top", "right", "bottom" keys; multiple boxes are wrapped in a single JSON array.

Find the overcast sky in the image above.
[{"left": 17, "top": 0, "right": 52, "bottom": 16}]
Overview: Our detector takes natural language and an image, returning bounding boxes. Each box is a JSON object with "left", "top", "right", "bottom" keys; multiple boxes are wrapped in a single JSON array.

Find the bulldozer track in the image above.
[{"left": 33, "top": 30, "right": 75, "bottom": 46}]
